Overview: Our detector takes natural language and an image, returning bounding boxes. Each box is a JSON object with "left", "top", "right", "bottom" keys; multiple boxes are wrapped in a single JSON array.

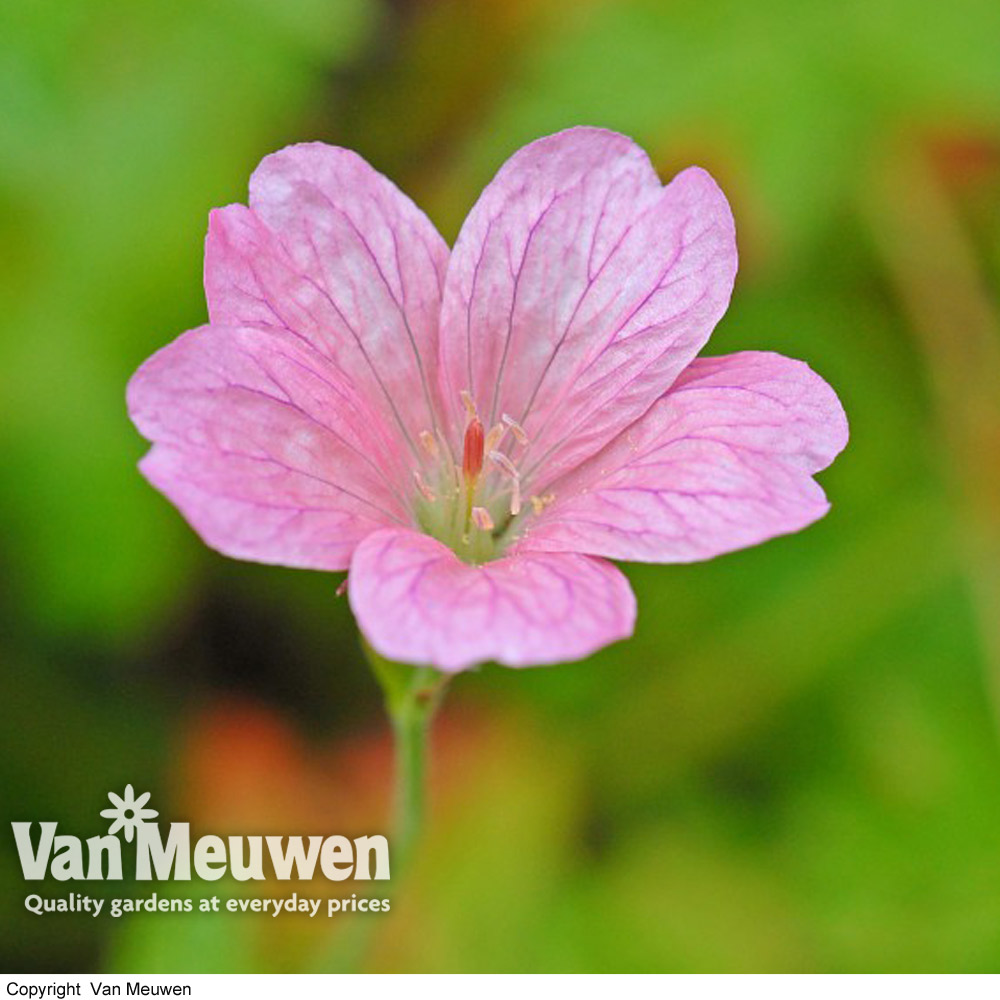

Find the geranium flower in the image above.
[{"left": 127, "top": 127, "right": 847, "bottom": 672}]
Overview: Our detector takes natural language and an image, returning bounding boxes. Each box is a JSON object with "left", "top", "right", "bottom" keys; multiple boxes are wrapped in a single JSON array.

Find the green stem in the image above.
[
  {"left": 362, "top": 639, "right": 447, "bottom": 872},
  {"left": 312, "top": 644, "right": 445, "bottom": 973},
  {"left": 390, "top": 693, "right": 430, "bottom": 865}
]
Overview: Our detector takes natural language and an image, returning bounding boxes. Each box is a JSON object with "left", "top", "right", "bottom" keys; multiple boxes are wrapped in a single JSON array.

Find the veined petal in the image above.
[
  {"left": 349, "top": 528, "right": 636, "bottom": 671},
  {"left": 128, "top": 324, "right": 413, "bottom": 571},
  {"left": 438, "top": 127, "right": 737, "bottom": 492},
  {"left": 520, "top": 352, "right": 848, "bottom": 562},
  {"left": 209, "top": 143, "right": 450, "bottom": 454}
]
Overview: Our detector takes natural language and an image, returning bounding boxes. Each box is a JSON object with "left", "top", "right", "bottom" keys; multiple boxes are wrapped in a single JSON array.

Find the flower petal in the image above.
[
  {"left": 206, "top": 143, "right": 449, "bottom": 454},
  {"left": 520, "top": 352, "right": 848, "bottom": 562},
  {"left": 438, "top": 126, "right": 737, "bottom": 491},
  {"left": 349, "top": 528, "right": 636, "bottom": 671},
  {"left": 128, "top": 324, "right": 414, "bottom": 571}
]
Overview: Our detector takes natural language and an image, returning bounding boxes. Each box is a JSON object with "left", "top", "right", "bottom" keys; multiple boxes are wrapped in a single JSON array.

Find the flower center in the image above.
[{"left": 412, "top": 394, "right": 549, "bottom": 564}]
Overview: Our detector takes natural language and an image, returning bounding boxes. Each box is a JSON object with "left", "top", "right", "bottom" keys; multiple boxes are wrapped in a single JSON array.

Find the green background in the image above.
[{"left": 3, "top": 0, "right": 1000, "bottom": 973}]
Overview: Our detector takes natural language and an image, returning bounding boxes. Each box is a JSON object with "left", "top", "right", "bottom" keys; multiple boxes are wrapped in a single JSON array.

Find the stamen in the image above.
[
  {"left": 488, "top": 449, "right": 518, "bottom": 478},
  {"left": 471, "top": 506, "right": 494, "bottom": 531},
  {"left": 530, "top": 492, "right": 555, "bottom": 515},
  {"left": 462, "top": 418, "right": 485, "bottom": 482},
  {"left": 419, "top": 430, "right": 439, "bottom": 458},
  {"left": 335, "top": 578, "right": 349, "bottom": 597},
  {"left": 413, "top": 470, "right": 436, "bottom": 502},
  {"left": 460, "top": 389, "right": 477, "bottom": 419},
  {"left": 501, "top": 413, "right": 529, "bottom": 446},
  {"left": 488, "top": 449, "right": 522, "bottom": 517},
  {"left": 484, "top": 422, "right": 506, "bottom": 454}
]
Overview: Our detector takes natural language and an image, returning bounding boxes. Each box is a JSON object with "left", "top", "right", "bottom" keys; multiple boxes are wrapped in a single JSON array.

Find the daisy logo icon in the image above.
[{"left": 99, "top": 784, "right": 158, "bottom": 843}]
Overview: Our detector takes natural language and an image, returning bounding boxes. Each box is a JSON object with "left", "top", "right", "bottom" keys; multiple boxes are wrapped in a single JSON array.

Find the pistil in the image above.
[{"left": 462, "top": 416, "right": 485, "bottom": 536}]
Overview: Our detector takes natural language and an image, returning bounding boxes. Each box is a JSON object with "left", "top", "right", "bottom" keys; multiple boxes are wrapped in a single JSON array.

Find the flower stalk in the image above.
[{"left": 362, "top": 639, "right": 448, "bottom": 872}]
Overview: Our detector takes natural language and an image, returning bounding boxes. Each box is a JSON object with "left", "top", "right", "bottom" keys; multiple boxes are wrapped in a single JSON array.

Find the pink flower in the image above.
[{"left": 127, "top": 128, "right": 847, "bottom": 672}]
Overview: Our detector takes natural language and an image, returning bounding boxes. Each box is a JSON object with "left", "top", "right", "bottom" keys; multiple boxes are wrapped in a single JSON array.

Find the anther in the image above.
[
  {"left": 462, "top": 417, "right": 485, "bottom": 482},
  {"left": 413, "top": 470, "right": 436, "bottom": 502},
  {"left": 419, "top": 430, "right": 439, "bottom": 458},
  {"left": 471, "top": 506, "right": 494, "bottom": 532},
  {"left": 484, "top": 422, "right": 505, "bottom": 454},
  {"left": 460, "top": 389, "right": 477, "bottom": 419},
  {"left": 530, "top": 493, "right": 555, "bottom": 515},
  {"left": 488, "top": 450, "right": 522, "bottom": 517},
  {"left": 501, "top": 413, "right": 529, "bottom": 446},
  {"left": 488, "top": 449, "right": 517, "bottom": 478}
]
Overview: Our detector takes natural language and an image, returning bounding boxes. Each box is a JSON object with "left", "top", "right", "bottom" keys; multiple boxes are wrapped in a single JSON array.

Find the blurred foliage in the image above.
[{"left": 2, "top": 0, "right": 1000, "bottom": 974}]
